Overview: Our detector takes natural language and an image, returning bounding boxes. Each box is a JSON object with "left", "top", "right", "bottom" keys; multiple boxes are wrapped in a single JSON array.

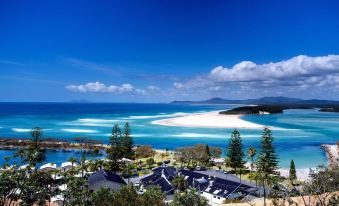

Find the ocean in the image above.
[{"left": 0, "top": 102, "right": 337, "bottom": 169}]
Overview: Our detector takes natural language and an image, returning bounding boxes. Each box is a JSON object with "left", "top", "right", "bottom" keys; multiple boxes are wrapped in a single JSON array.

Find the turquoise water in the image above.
[{"left": 0, "top": 103, "right": 337, "bottom": 169}]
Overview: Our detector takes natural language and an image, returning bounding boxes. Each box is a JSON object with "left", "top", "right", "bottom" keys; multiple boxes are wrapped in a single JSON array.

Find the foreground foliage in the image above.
[{"left": 170, "top": 189, "right": 208, "bottom": 206}]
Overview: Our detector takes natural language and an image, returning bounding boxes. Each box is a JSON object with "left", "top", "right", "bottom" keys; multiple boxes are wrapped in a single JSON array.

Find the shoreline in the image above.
[
  {"left": 152, "top": 111, "right": 265, "bottom": 129},
  {"left": 321, "top": 143, "right": 339, "bottom": 167}
]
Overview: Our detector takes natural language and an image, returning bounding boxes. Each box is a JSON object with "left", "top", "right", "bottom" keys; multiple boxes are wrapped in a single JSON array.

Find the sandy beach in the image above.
[{"left": 152, "top": 111, "right": 265, "bottom": 129}]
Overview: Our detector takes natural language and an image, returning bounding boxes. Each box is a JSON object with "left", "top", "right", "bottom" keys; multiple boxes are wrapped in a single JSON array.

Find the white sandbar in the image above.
[{"left": 152, "top": 111, "right": 264, "bottom": 129}]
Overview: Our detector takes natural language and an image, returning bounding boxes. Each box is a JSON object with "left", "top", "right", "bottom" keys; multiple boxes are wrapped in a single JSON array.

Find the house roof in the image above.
[
  {"left": 140, "top": 167, "right": 175, "bottom": 194},
  {"left": 151, "top": 176, "right": 174, "bottom": 194},
  {"left": 88, "top": 169, "right": 127, "bottom": 186},
  {"left": 178, "top": 169, "right": 257, "bottom": 198},
  {"left": 152, "top": 166, "right": 176, "bottom": 179}
]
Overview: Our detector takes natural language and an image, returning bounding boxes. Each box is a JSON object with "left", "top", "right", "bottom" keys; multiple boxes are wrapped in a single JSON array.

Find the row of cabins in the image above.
[{"left": 89, "top": 165, "right": 258, "bottom": 206}]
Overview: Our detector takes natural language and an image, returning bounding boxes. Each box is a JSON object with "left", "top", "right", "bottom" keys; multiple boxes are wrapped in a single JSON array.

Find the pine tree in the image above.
[
  {"left": 226, "top": 129, "right": 245, "bottom": 172},
  {"left": 256, "top": 127, "right": 279, "bottom": 206},
  {"left": 107, "top": 124, "right": 123, "bottom": 172},
  {"left": 205, "top": 144, "right": 211, "bottom": 158},
  {"left": 289, "top": 160, "right": 297, "bottom": 182},
  {"left": 257, "top": 127, "right": 279, "bottom": 175},
  {"left": 121, "top": 122, "right": 134, "bottom": 159},
  {"left": 26, "top": 127, "right": 46, "bottom": 167}
]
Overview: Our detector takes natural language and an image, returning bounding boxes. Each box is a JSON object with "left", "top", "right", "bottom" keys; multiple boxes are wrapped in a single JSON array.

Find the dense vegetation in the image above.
[
  {"left": 220, "top": 105, "right": 285, "bottom": 114},
  {"left": 319, "top": 107, "right": 339, "bottom": 112},
  {"left": 219, "top": 104, "right": 323, "bottom": 115}
]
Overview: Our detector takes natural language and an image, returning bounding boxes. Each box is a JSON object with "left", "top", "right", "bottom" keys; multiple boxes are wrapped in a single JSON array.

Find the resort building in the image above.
[
  {"left": 178, "top": 169, "right": 258, "bottom": 205},
  {"left": 39, "top": 163, "right": 57, "bottom": 171},
  {"left": 61, "top": 161, "right": 79, "bottom": 172},
  {"left": 139, "top": 166, "right": 176, "bottom": 195},
  {"left": 88, "top": 169, "right": 127, "bottom": 192},
  {"left": 134, "top": 166, "right": 258, "bottom": 205}
]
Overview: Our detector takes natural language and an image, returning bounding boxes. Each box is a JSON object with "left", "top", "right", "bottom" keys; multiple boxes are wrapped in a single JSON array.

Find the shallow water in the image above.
[{"left": 0, "top": 103, "right": 337, "bottom": 169}]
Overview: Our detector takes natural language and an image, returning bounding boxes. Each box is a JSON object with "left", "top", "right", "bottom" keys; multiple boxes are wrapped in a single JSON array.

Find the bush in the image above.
[
  {"left": 135, "top": 145, "right": 153, "bottom": 158},
  {"left": 146, "top": 158, "right": 155, "bottom": 168}
]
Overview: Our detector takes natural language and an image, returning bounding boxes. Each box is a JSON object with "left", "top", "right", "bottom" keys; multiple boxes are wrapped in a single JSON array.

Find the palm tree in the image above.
[
  {"left": 68, "top": 157, "right": 77, "bottom": 170},
  {"left": 88, "top": 160, "right": 97, "bottom": 172},
  {"left": 171, "top": 176, "right": 187, "bottom": 191},
  {"left": 96, "top": 159, "right": 105, "bottom": 170},
  {"left": 247, "top": 147, "right": 256, "bottom": 171}
]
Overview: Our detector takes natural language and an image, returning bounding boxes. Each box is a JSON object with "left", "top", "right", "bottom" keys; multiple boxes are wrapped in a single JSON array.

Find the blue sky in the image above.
[{"left": 1, "top": 0, "right": 339, "bottom": 102}]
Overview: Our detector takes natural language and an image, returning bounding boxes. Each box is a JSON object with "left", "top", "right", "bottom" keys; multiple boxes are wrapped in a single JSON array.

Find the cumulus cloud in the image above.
[
  {"left": 66, "top": 82, "right": 159, "bottom": 95},
  {"left": 208, "top": 55, "right": 339, "bottom": 82},
  {"left": 174, "top": 55, "right": 339, "bottom": 95}
]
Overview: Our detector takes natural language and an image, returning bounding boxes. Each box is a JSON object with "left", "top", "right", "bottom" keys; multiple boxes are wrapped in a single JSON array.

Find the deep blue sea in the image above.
[{"left": 0, "top": 103, "right": 338, "bottom": 169}]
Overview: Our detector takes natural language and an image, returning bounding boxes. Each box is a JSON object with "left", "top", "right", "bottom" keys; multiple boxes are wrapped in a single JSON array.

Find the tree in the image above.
[
  {"left": 107, "top": 124, "right": 123, "bottom": 172},
  {"left": 121, "top": 122, "right": 134, "bottom": 159},
  {"left": 25, "top": 127, "right": 46, "bottom": 167},
  {"left": 146, "top": 158, "right": 155, "bottom": 169},
  {"left": 19, "top": 170, "right": 56, "bottom": 206},
  {"left": 303, "top": 166, "right": 339, "bottom": 206},
  {"left": 195, "top": 144, "right": 210, "bottom": 165},
  {"left": 205, "top": 144, "right": 211, "bottom": 159},
  {"left": 247, "top": 147, "right": 256, "bottom": 171},
  {"left": 270, "top": 166, "right": 339, "bottom": 206},
  {"left": 171, "top": 176, "right": 188, "bottom": 191},
  {"left": 0, "top": 166, "right": 22, "bottom": 206},
  {"left": 210, "top": 147, "right": 222, "bottom": 158},
  {"left": 289, "top": 160, "right": 297, "bottom": 182},
  {"left": 139, "top": 186, "right": 165, "bottom": 206},
  {"left": 226, "top": 129, "right": 245, "bottom": 173},
  {"left": 135, "top": 145, "right": 154, "bottom": 158},
  {"left": 113, "top": 185, "right": 139, "bottom": 206},
  {"left": 62, "top": 174, "right": 93, "bottom": 206},
  {"left": 257, "top": 127, "right": 279, "bottom": 174},
  {"left": 256, "top": 127, "right": 279, "bottom": 206},
  {"left": 92, "top": 188, "right": 115, "bottom": 206},
  {"left": 68, "top": 157, "right": 77, "bottom": 169},
  {"left": 170, "top": 189, "right": 208, "bottom": 206}
]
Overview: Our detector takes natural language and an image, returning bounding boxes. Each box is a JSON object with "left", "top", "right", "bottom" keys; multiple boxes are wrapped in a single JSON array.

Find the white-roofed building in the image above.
[
  {"left": 40, "top": 163, "right": 57, "bottom": 171},
  {"left": 61, "top": 161, "right": 79, "bottom": 171},
  {"left": 18, "top": 164, "right": 30, "bottom": 170}
]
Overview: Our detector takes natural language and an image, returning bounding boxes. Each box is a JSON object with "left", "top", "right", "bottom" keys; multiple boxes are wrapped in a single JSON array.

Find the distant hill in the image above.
[{"left": 171, "top": 96, "right": 339, "bottom": 106}]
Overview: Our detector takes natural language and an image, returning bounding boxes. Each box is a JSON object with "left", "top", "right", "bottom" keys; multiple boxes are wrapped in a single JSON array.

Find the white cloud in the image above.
[
  {"left": 66, "top": 82, "right": 160, "bottom": 95},
  {"left": 208, "top": 55, "right": 339, "bottom": 82},
  {"left": 173, "top": 82, "right": 184, "bottom": 89},
  {"left": 147, "top": 85, "right": 161, "bottom": 91},
  {"left": 175, "top": 55, "right": 339, "bottom": 92}
]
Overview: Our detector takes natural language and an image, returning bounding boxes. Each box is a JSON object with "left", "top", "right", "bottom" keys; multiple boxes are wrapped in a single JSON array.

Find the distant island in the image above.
[
  {"left": 171, "top": 96, "right": 339, "bottom": 105},
  {"left": 172, "top": 96, "right": 339, "bottom": 113}
]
